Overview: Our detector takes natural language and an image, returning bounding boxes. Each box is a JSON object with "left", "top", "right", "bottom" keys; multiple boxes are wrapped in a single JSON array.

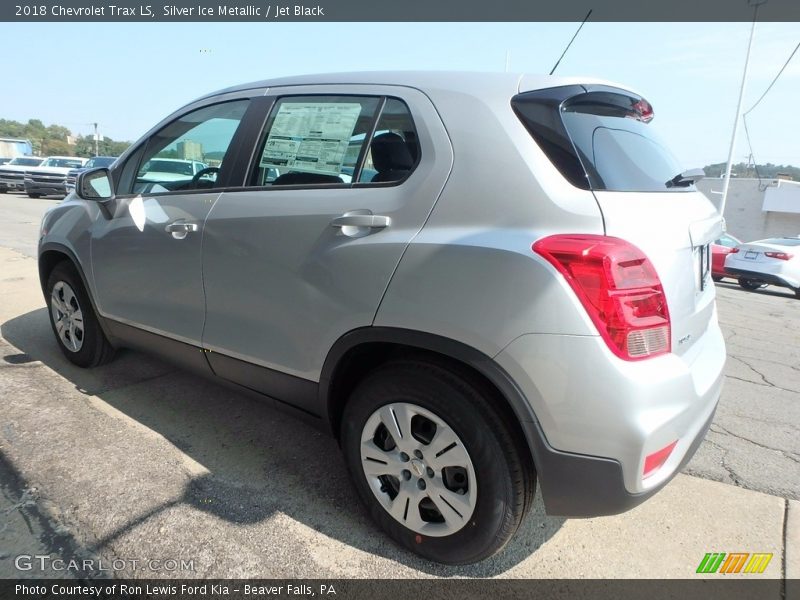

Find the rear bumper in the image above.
[
  {"left": 725, "top": 266, "right": 799, "bottom": 290},
  {"left": 494, "top": 315, "right": 725, "bottom": 516},
  {"left": 520, "top": 403, "right": 716, "bottom": 517}
]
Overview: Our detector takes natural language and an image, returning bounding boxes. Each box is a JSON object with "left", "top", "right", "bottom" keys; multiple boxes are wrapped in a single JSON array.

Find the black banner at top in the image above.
[{"left": 2, "top": 0, "right": 800, "bottom": 22}]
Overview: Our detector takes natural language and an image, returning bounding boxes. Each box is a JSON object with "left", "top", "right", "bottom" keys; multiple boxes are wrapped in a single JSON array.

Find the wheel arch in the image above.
[
  {"left": 38, "top": 242, "right": 113, "bottom": 342},
  {"left": 319, "top": 327, "right": 541, "bottom": 471}
]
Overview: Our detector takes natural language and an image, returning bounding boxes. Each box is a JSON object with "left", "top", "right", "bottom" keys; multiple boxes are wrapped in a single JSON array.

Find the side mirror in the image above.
[{"left": 76, "top": 167, "right": 114, "bottom": 201}]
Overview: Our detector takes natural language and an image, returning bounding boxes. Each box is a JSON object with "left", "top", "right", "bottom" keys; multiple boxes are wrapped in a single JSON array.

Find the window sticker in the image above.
[{"left": 260, "top": 102, "right": 363, "bottom": 176}]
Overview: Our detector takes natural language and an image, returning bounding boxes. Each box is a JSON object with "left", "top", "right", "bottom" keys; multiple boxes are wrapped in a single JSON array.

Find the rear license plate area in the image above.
[
  {"left": 696, "top": 244, "right": 711, "bottom": 291},
  {"left": 745, "top": 250, "right": 759, "bottom": 260}
]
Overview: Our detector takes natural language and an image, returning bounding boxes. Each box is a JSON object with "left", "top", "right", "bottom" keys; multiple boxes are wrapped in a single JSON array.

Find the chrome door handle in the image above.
[
  {"left": 331, "top": 214, "right": 391, "bottom": 229},
  {"left": 165, "top": 221, "right": 198, "bottom": 239}
]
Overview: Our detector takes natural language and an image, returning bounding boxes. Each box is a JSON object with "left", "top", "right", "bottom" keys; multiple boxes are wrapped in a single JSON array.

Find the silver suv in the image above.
[{"left": 38, "top": 72, "right": 726, "bottom": 565}]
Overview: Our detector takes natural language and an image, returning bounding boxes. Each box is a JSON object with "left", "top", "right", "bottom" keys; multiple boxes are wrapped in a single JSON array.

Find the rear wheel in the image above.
[
  {"left": 712, "top": 275, "right": 723, "bottom": 283},
  {"left": 46, "top": 261, "right": 115, "bottom": 367},
  {"left": 341, "top": 359, "right": 533, "bottom": 565},
  {"left": 27, "top": 193, "right": 41, "bottom": 198},
  {"left": 738, "top": 277, "right": 766, "bottom": 291}
]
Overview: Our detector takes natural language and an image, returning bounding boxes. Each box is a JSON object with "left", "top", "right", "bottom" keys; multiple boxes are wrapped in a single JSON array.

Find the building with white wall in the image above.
[{"left": 697, "top": 177, "right": 800, "bottom": 241}]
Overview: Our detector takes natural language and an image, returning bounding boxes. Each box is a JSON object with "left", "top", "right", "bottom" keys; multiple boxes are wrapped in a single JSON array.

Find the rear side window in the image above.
[
  {"left": 250, "top": 96, "right": 380, "bottom": 187},
  {"left": 357, "top": 98, "right": 419, "bottom": 184},
  {"left": 513, "top": 88, "right": 689, "bottom": 193},
  {"left": 249, "top": 95, "right": 419, "bottom": 187}
]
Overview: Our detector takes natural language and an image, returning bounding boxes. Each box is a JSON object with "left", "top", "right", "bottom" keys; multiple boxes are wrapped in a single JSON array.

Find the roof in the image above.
[{"left": 199, "top": 71, "right": 634, "bottom": 102}]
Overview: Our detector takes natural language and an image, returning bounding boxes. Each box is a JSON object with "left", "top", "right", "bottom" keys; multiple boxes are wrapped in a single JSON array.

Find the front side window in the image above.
[{"left": 132, "top": 100, "right": 248, "bottom": 194}]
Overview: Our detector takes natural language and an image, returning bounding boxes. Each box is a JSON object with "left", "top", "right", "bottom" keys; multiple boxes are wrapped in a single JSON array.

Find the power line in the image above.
[
  {"left": 744, "top": 40, "right": 800, "bottom": 115},
  {"left": 740, "top": 38, "right": 800, "bottom": 189}
]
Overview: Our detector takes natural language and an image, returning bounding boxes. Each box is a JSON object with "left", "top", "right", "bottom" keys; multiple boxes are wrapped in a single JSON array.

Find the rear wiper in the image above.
[{"left": 665, "top": 168, "right": 705, "bottom": 188}]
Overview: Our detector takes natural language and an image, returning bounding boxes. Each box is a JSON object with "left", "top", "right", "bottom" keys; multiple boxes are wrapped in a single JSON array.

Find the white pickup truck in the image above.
[
  {"left": 23, "top": 156, "right": 87, "bottom": 198},
  {"left": 0, "top": 156, "right": 45, "bottom": 193}
]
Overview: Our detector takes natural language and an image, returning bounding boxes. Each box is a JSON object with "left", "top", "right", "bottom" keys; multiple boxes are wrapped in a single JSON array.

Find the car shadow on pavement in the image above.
[
  {"left": 715, "top": 280, "right": 798, "bottom": 300},
  {"left": 1, "top": 309, "right": 565, "bottom": 577}
]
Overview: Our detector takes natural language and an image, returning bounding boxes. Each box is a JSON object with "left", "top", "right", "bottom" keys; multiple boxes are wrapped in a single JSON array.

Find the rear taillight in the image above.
[
  {"left": 643, "top": 441, "right": 678, "bottom": 479},
  {"left": 764, "top": 251, "right": 793, "bottom": 260},
  {"left": 533, "top": 234, "right": 671, "bottom": 361},
  {"left": 729, "top": 247, "right": 740, "bottom": 254}
]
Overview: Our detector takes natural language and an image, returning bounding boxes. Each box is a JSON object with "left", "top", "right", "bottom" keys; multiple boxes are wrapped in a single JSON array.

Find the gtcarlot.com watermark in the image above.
[{"left": 14, "top": 553, "right": 195, "bottom": 573}]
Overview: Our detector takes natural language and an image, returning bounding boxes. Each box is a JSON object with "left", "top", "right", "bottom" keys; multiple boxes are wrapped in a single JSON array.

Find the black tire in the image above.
[
  {"left": 712, "top": 275, "right": 723, "bottom": 283},
  {"left": 0, "top": 189, "right": 7, "bottom": 193},
  {"left": 341, "top": 359, "right": 533, "bottom": 565},
  {"left": 738, "top": 277, "right": 765, "bottom": 291},
  {"left": 45, "top": 261, "right": 115, "bottom": 367},
  {"left": 27, "top": 193, "right": 41, "bottom": 198},
  {"left": 795, "top": 288, "right": 800, "bottom": 299}
]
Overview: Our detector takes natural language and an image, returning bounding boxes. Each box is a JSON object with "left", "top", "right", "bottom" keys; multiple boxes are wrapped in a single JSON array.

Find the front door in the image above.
[{"left": 91, "top": 98, "right": 251, "bottom": 345}]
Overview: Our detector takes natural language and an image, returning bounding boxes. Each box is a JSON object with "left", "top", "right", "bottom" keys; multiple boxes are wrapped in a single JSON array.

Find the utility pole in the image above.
[
  {"left": 93, "top": 122, "right": 99, "bottom": 157},
  {"left": 720, "top": 0, "right": 765, "bottom": 216}
]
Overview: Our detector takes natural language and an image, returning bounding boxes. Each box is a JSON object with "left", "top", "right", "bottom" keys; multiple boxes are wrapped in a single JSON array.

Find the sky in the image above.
[{"left": 2, "top": 21, "right": 798, "bottom": 168}]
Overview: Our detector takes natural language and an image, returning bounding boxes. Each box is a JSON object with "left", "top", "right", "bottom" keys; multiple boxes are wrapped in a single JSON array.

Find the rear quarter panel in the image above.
[{"left": 375, "top": 83, "right": 604, "bottom": 356}]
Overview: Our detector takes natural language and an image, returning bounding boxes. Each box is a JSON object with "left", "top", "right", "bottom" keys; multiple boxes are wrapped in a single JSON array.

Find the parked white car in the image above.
[{"left": 724, "top": 236, "right": 800, "bottom": 297}]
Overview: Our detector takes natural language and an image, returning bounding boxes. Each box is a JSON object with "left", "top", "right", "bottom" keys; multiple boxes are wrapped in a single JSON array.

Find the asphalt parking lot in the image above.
[{"left": 0, "top": 192, "right": 797, "bottom": 582}]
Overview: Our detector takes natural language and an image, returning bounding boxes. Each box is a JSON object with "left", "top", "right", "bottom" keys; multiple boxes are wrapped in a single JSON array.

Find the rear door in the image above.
[
  {"left": 200, "top": 85, "right": 453, "bottom": 405},
  {"left": 514, "top": 85, "right": 723, "bottom": 358}
]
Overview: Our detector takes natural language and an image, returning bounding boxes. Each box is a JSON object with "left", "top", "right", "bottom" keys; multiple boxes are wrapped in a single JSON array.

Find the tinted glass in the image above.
[
  {"left": 561, "top": 93, "right": 687, "bottom": 192},
  {"left": 133, "top": 100, "right": 248, "bottom": 194},
  {"left": 250, "top": 95, "right": 380, "bottom": 187},
  {"left": 43, "top": 158, "right": 84, "bottom": 168},
  {"left": 762, "top": 238, "right": 800, "bottom": 247},
  {"left": 9, "top": 157, "right": 43, "bottom": 166},
  {"left": 716, "top": 235, "right": 740, "bottom": 248},
  {"left": 513, "top": 88, "right": 690, "bottom": 193},
  {"left": 357, "top": 98, "right": 419, "bottom": 184}
]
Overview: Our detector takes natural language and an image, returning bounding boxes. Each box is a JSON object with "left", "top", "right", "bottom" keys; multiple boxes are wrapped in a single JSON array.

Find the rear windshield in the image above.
[
  {"left": 762, "top": 238, "right": 800, "bottom": 247},
  {"left": 513, "top": 88, "right": 689, "bottom": 193}
]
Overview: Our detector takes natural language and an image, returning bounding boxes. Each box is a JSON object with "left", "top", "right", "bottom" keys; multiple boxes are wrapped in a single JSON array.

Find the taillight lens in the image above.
[
  {"left": 729, "top": 247, "right": 740, "bottom": 254},
  {"left": 764, "top": 251, "right": 793, "bottom": 260},
  {"left": 533, "top": 234, "right": 671, "bottom": 360}
]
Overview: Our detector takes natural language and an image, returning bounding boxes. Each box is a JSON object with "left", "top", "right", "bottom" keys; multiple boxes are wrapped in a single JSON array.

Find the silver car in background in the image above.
[{"left": 37, "top": 72, "right": 726, "bottom": 564}]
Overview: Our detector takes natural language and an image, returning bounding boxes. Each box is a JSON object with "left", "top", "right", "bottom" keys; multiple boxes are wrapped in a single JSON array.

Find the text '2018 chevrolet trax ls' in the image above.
[{"left": 38, "top": 72, "right": 725, "bottom": 565}]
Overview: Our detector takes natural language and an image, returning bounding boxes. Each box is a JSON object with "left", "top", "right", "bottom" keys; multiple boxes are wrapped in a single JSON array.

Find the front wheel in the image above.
[
  {"left": 341, "top": 360, "right": 533, "bottom": 565},
  {"left": 46, "top": 261, "right": 115, "bottom": 367}
]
